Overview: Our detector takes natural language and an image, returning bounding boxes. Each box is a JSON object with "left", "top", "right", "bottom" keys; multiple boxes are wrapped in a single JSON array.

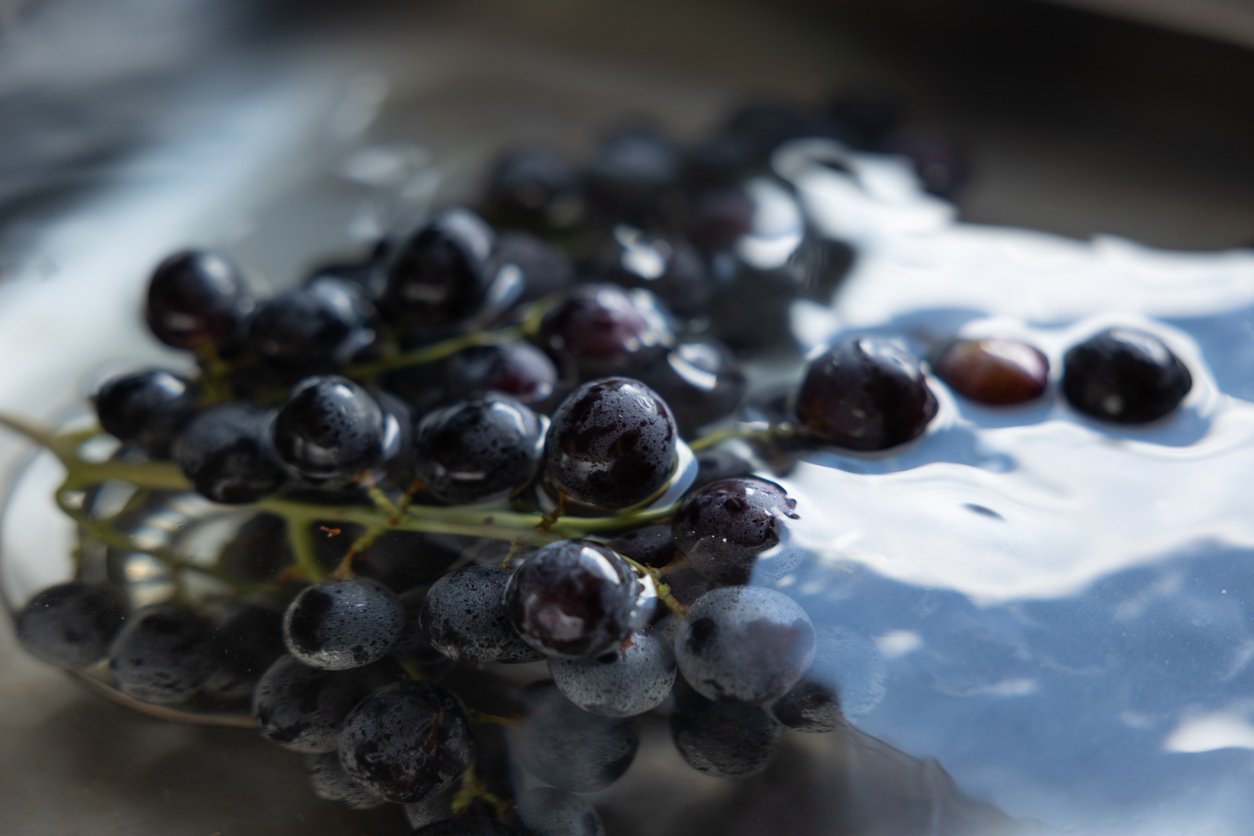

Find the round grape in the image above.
[
  {"left": 283, "top": 577, "right": 405, "bottom": 671},
  {"left": 590, "top": 226, "right": 710, "bottom": 319},
  {"left": 420, "top": 565, "right": 543, "bottom": 664},
  {"left": 246, "top": 276, "right": 376, "bottom": 368},
  {"left": 15, "top": 581, "right": 127, "bottom": 669},
  {"left": 412, "top": 397, "right": 545, "bottom": 505},
  {"left": 145, "top": 249, "right": 252, "bottom": 350},
  {"left": 445, "top": 342, "right": 557, "bottom": 406},
  {"left": 272, "top": 376, "right": 386, "bottom": 481},
  {"left": 381, "top": 208, "right": 495, "bottom": 328},
  {"left": 516, "top": 787, "right": 605, "bottom": 836},
  {"left": 640, "top": 340, "right": 747, "bottom": 436},
  {"left": 671, "top": 692, "right": 782, "bottom": 778},
  {"left": 549, "top": 629, "right": 676, "bottom": 717},
  {"left": 1062, "top": 327, "right": 1192, "bottom": 424},
  {"left": 108, "top": 605, "right": 215, "bottom": 705},
  {"left": 94, "top": 369, "right": 196, "bottom": 457},
  {"left": 672, "top": 477, "right": 799, "bottom": 585},
  {"left": 484, "top": 147, "right": 580, "bottom": 230},
  {"left": 513, "top": 684, "right": 639, "bottom": 793},
  {"left": 607, "top": 524, "right": 676, "bottom": 570},
  {"left": 173, "top": 403, "right": 286, "bottom": 503},
  {"left": 934, "top": 337, "right": 1049, "bottom": 406},
  {"left": 253, "top": 655, "right": 379, "bottom": 753},
  {"left": 537, "top": 284, "right": 676, "bottom": 378}
]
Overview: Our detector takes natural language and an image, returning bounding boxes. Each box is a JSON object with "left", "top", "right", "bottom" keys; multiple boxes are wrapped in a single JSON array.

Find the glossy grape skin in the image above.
[
  {"left": 484, "top": 147, "right": 580, "bottom": 230},
  {"left": 640, "top": 340, "right": 747, "bottom": 436},
  {"left": 934, "top": 337, "right": 1050, "bottom": 406},
  {"left": 542, "top": 377, "right": 678, "bottom": 511},
  {"left": 505, "top": 540, "right": 653, "bottom": 659},
  {"left": 94, "top": 369, "right": 196, "bottom": 457},
  {"left": 15, "top": 582, "right": 127, "bottom": 669},
  {"left": 381, "top": 208, "right": 495, "bottom": 328},
  {"left": 253, "top": 655, "right": 380, "bottom": 753},
  {"left": 590, "top": 226, "right": 710, "bottom": 319},
  {"left": 272, "top": 376, "right": 386, "bottom": 481},
  {"left": 537, "top": 284, "right": 676, "bottom": 378},
  {"left": 583, "top": 126, "right": 683, "bottom": 220},
  {"left": 675, "top": 586, "right": 816, "bottom": 704},
  {"left": 306, "top": 751, "right": 386, "bottom": 809},
  {"left": 795, "top": 336, "right": 938, "bottom": 451},
  {"left": 203, "top": 603, "right": 286, "bottom": 701},
  {"left": 283, "top": 578, "right": 405, "bottom": 671},
  {"left": 607, "top": 524, "right": 676, "bottom": 570},
  {"left": 671, "top": 691, "right": 783, "bottom": 778},
  {"left": 516, "top": 787, "right": 606, "bottom": 836},
  {"left": 549, "top": 629, "right": 676, "bottom": 717},
  {"left": 107, "top": 605, "right": 215, "bottom": 705},
  {"left": 445, "top": 342, "right": 557, "bottom": 406},
  {"left": 145, "top": 249, "right": 252, "bottom": 350},
  {"left": 173, "top": 403, "right": 287, "bottom": 503},
  {"left": 513, "top": 684, "right": 640, "bottom": 793},
  {"left": 412, "top": 397, "right": 545, "bottom": 505},
  {"left": 246, "top": 276, "right": 376, "bottom": 368},
  {"left": 337, "top": 681, "right": 475, "bottom": 804},
  {"left": 1062, "top": 327, "right": 1192, "bottom": 424},
  {"left": 420, "top": 566, "right": 543, "bottom": 664},
  {"left": 672, "top": 477, "right": 799, "bottom": 585}
]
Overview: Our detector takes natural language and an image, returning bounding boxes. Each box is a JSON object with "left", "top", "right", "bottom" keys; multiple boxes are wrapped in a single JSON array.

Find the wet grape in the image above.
[{"left": 15, "top": 582, "right": 127, "bottom": 670}]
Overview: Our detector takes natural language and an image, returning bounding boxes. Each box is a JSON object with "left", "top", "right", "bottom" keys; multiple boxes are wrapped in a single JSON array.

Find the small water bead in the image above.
[
  {"left": 282, "top": 578, "right": 405, "bottom": 671},
  {"left": 795, "top": 336, "right": 938, "bottom": 451},
  {"left": 107, "top": 605, "right": 216, "bottom": 705},
  {"left": 305, "top": 752, "right": 386, "bottom": 810},
  {"left": 145, "top": 248, "right": 252, "bottom": 350},
  {"left": 676, "top": 586, "right": 816, "bottom": 704},
  {"left": 549, "top": 629, "right": 676, "bottom": 717},
  {"left": 421, "top": 566, "right": 543, "bottom": 664},
  {"left": 673, "top": 477, "right": 799, "bottom": 585},
  {"left": 513, "top": 684, "right": 640, "bottom": 793},
  {"left": 173, "top": 403, "right": 287, "bottom": 503},
  {"left": 516, "top": 787, "right": 606, "bottom": 836},
  {"left": 94, "top": 369, "right": 197, "bottom": 457},
  {"left": 337, "top": 681, "right": 475, "bottom": 804},
  {"left": 934, "top": 337, "right": 1050, "bottom": 406},
  {"left": 15, "top": 581, "right": 127, "bottom": 669},
  {"left": 1062, "top": 326, "right": 1193, "bottom": 424},
  {"left": 253, "top": 655, "right": 381, "bottom": 753},
  {"left": 537, "top": 284, "right": 676, "bottom": 378},
  {"left": 412, "top": 397, "right": 545, "bottom": 505},
  {"left": 271, "top": 376, "right": 386, "bottom": 482}
]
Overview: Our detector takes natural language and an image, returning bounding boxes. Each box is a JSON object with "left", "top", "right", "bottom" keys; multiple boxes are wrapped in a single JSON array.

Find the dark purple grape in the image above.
[
  {"left": 640, "top": 340, "right": 747, "bottom": 435},
  {"left": 484, "top": 147, "right": 580, "bottom": 230},
  {"left": 94, "top": 369, "right": 196, "bottom": 457},
  {"left": 337, "top": 681, "right": 474, "bottom": 804},
  {"left": 446, "top": 342, "right": 557, "bottom": 406},
  {"left": 204, "top": 603, "right": 286, "bottom": 701},
  {"left": 675, "top": 586, "right": 815, "bottom": 704},
  {"left": 253, "top": 655, "right": 380, "bottom": 753},
  {"left": 583, "top": 126, "right": 683, "bottom": 220},
  {"left": 246, "top": 276, "right": 376, "bottom": 368},
  {"left": 381, "top": 208, "right": 495, "bottom": 328},
  {"left": 15, "top": 581, "right": 127, "bottom": 669},
  {"left": 543, "top": 377, "right": 677, "bottom": 511},
  {"left": 934, "top": 337, "right": 1049, "bottom": 406},
  {"left": 272, "top": 376, "right": 386, "bottom": 481},
  {"left": 306, "top": 751, "right": 386, "bottom": 809},
  {"left": 493, "top": 232, "right": 576, "bottom": 304},
  {"left": 513, "top": 684, "right": 639, "bottom": 793},
  {"left": 537, "top": 285, "right": 675, "bottom": 378},
  {"left": 283, "top": 578, "right": 405, "bottom": 670},
  {"left": 549, "top": 629, "right": 675, "bottom": 717},
  {"left": 516, "top": 787, "right": 605, "bottom": 836},
  {"left": 795, "top": 336, "right": 938, "bottom": 451},
  {"left": 505, "top": 540, "right": 653, "bottom": 659},
  {"left": 145, "top": 249, "right": 252, "bottom": 350},
  {"left": 589, "top": 227, "right": 710, "bottom": 319},
  {"left": 107, "top": 605, "right": 215, "bottom": 705},
  {"left": 672, "top": 477, "right": 799, "bottom": 585},
  {"left": 671, "top": 691, "right": 782, "bottom": 778},
  {"left": 607, "top": 524, "right": 676, "bottom": 570},
  {"left": 412, "top": 397, "right": 545, "bottom": 505},
  {"left": 1062, "top": 327, "right": 1192, "bottom": 424},
  {"left": 173, "top": 403, "right": 286, "bottom": 503},
  {"left": 420, "top": 565, "right": 543, "bottom": 664}
]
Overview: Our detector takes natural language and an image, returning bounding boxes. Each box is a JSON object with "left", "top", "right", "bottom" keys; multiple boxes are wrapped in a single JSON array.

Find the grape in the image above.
[
  {"left": 771, "top": 677, "right": 842, "bottom": 733},
  {"left": 94, "top": 369, "right": 196, "bottom": 457},
  {"left": 420, "top": 565, "right": 543, "bottom": 664},
  {"left": 672, "top": 477, "right": 799, "bottom": 585},
  {"left": 173, "top": 403, "right": 287, "bottom": 503},
  {"left": 283, "top": 577, "right": 405, "bottom": 670},
  {"left": 246, "top": 276, "right": 377, "bottom": 368},
  {"left": 145, "top": 249, "right": 252, "bottom": 350},
  {"left": 934, "top": 337, "right": 1049, "bottom": 406},
  {"left": 445, "top": 342, "right": 557, "bottom": 406},
  {"left": 516, "top": 787, "right": 605, "bottom": 836},
  {"left": 1062, "top": 327, "right": 1192, "bottom": 423},
  {"left": 671, "top": 690, "right": 782, "bottom": 778},
  {"left": 640, "top": 340, "right": 747, "bottom": 436},
  {"left": 272, "top": 376, "right": 386, "bottom": 481},
  {"left": 675, "top": 586, "right": 815, "bottom": 704},
  {"left": 543, "top": 377, "right": 677, "bottom": 511},
  {"left": 505, "top": 540, "right": 653, "bottom": 659},
  {"left": 306, "top": 751, "right": 385, "bottom": 809},
  {"left": 607, "top": 524, "right": 676, "bottom": 570},
  {"left": 412, "top": 397, "right": 545, "bottom": 505},
  {"left": 590, "top": 226, "right": 710, "bottom": 319},
  {"left": 493, "top": 232, "right": 575, "bottom": 304},
  {"left": 381, "top": 208, "right": 495, "bottom": 328},
  {"left": 404, "top": 786, "right": 455, "bottom": 831},
  {"left": 253, "top": 655, "right": 380, "bottom": 753},
  {"left": 549, "top": 629, "right": 676, "bottom": 717},
  {"left": 108, "top": 605, "right": 215, "bottom": 705},
  {"left": 584, "top": 126, "right": 683, "bottom": 220},
  {"left": 337, "top": 681, "right": 475, "bottom": 804},
  {"left": 537, "top": 284, "right": 676, "bottom": 378},
  {"left": 204, "top": 603, "right": 286, "bottom": 701},
  {"left": 795, "top": 336, "right": 938, "bottom": 450},
  {"left": 15, "top": 581, "right": 127, "bottom": 669},
  {"left": 484, "top": 147, "right": 580, "bottom": 230},
  {"left": 513, "top": 684, "right": 639, "bottom": 793}
]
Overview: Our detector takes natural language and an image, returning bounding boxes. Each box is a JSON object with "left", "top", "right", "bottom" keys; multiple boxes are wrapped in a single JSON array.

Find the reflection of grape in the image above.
[
  {"left": 253, "top": 655, "right": 379, "bottom": 754},
  {"left": 671, "top": 690, "right": 782, "bottom": 778},
  {"left": 15, "top": 582, "right": 127, "bottom": 670},
  {"left": 108, "top": 605, "right": 215, "bottom": 705},
  {"left": 513, "top": 684, "right": 640, "bottom": 793}
]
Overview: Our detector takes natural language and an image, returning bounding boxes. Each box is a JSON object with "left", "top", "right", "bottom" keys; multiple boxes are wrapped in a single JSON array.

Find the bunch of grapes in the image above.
[{"left": 6, "top": 96, "right": 1193, "bottom": 834}]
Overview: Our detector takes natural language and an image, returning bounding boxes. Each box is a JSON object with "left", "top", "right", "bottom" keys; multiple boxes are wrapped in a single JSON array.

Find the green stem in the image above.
[
  {"left": 687, "top": 421, "right": 796, "bottom": 453},
  {"left": 345, "top": 325, "right": 525, "bottom": 383},
  {"left": 285, "top": 512, "right": 328, "bottom": 582}
]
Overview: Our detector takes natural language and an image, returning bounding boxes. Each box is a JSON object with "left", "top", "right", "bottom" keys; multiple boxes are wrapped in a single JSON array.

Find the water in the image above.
[{"left": 768, "top": 139, "right": 1254, "bottom": 835}]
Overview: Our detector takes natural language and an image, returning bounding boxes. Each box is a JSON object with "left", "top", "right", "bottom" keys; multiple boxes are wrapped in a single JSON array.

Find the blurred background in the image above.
[{"left": 0, "top": 1, "right": 1252, "bottom": 834}]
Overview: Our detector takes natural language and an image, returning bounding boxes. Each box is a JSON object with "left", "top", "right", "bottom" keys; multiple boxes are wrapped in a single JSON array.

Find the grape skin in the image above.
[
  {"left": 253, "top": 655, "right": 380, "bottom": 754},
  {"left": 549, "top": 629, "right": 676, "bottom": 717},
  {"left": 513, "top": 684, "right": 640, "bottom": 793},
  {"left": 107, "top": 605, "right": 216, "bottom": 705},
  {"left": 421, "top": 565, "right": 543, "bottom": 664},
  {"left": 283, "top": 578, "right": 405, "bottom": 671},
  {"left": 15, "top": 582, "right": 127, "bottom": 670}
]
